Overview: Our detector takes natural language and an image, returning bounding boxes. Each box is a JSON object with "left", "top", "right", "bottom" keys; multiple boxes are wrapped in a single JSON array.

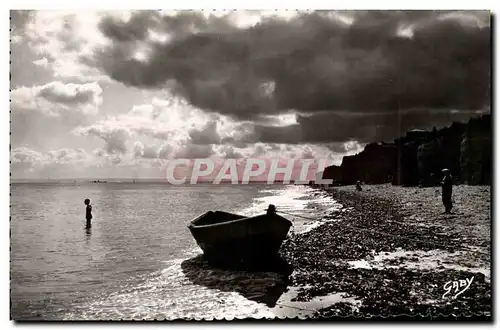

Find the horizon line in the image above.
[{"left": 10, "top": 178, "right": 319, "bottom": 183}]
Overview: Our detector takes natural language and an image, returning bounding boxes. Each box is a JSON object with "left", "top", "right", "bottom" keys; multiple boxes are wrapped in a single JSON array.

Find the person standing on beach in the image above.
[
  {"left": 441, "top": 169, "right": 453, "bottom": 214},
  {"left": 84, "top": 198, "right": 93, "bottom": 228}
]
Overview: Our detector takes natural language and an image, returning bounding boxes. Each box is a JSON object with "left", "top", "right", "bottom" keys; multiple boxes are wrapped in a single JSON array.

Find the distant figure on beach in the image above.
[
  {"left": 84, "top": 198, "right": 93, "bottom": 228},
  {"left": 441, "top": 169, "right": 453, "bottom": 214},
  {"left": 356, "top": 180, "right": 362, "bottom": 192}
]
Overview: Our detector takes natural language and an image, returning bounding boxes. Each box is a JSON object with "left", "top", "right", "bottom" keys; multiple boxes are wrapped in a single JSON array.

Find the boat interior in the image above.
[{"left": 191, "top": 211, "right": 247, "bottom": 226}]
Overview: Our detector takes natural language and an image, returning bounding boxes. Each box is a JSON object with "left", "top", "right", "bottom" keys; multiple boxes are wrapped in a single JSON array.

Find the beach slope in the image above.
[{"left": 280, "top": 184, "right": 491, "bottom": 319}]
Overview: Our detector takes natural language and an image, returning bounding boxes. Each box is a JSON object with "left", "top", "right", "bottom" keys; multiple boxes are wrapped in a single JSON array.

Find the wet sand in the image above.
[{"left": 279, "top": 184, "right": 491, "bottom": 319}]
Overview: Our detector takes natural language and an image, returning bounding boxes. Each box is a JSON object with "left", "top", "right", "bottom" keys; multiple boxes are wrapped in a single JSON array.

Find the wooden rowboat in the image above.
[{"left": 188, "top": 205, "right": 292, "bottom": 265}]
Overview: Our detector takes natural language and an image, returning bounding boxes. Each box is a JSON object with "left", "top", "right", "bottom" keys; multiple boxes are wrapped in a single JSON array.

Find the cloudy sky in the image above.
[{"left": 10, "top": 10, "right": 490, "bottom": 179}]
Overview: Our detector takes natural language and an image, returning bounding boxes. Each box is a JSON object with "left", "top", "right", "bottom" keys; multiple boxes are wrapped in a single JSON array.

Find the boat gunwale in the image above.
[{"left": 188, "top": 211, "right": 291, "bottom": 229}]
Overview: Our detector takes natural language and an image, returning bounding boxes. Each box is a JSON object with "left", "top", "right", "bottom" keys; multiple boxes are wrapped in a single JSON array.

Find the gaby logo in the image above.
[
  {"left": 442, "top": 276, "right": 474, "bottom": 299},
  {"left": 164, "top": 158, "right": 334, "bottom": 185}
]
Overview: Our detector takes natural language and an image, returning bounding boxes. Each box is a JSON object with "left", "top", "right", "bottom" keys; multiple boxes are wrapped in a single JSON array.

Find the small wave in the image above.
[
  {"left": 65, "top": 255, "right": 355, "bottom": 320},
  {"left": 347, "top": 249, "right": 491, "bottom": 282},
  {"left": 237, "top": 185, "right": 341, "bottom": 224},
  {"left": 63, "top": 257, "right": 283, "bottom": 320}
]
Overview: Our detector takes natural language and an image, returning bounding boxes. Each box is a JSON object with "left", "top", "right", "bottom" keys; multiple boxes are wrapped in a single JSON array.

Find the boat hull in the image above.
[{"left": 188, "top": 211, "right": 292, "bottom": 265}]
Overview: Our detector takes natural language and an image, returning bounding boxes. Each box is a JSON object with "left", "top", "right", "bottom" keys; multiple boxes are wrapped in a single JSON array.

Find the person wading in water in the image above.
[
  {"left": 84, "top": 198, "right": 93, "bottom": 228},
  {"left": 441, "top": 169, "right": 453, "bottom": 214}
]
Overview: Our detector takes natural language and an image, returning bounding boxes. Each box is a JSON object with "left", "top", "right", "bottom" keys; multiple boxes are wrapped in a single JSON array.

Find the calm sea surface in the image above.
[{"left": 10, "top": 182, "right": 340, "bottom": 320}]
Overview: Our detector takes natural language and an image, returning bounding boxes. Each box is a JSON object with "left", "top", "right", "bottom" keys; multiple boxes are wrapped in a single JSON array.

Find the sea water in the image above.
[{"left": 10, "top": 182, "right": 341, "bottom": 320}]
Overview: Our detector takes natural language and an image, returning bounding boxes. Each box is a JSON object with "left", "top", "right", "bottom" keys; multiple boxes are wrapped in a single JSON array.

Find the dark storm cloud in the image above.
[
  {"left": 36, "top": 82, "right": 101, "bottom": 106},
  {"left": 324, "top": 142, "right": 354, "bottom": 154},
  {"left": 89, "top": 10, "right": 490, "bottom": 143},
  {"left": 244, "top": 109, "right": 486, "bottom": 144},
  {"left": 220, "top": 145, "right": 243, "bottom": 158},
  {"left": 98, "top": 11, "right": 159, "bottom": 42},
  {"left": 188, "top": 120, "right": 221, "bottom": 145}
]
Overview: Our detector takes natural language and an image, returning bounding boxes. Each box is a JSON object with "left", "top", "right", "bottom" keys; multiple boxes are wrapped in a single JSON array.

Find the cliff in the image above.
[
  {"left": 460, "top": 115, "right": 492, "bottom": 185},
  {"left": 323, "top": 114, "right": 491, "bottom": 186}
]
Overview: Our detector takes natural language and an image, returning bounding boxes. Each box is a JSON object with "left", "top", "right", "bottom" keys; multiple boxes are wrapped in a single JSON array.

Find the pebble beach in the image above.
[{"left": 279, "top": 184, "right": 491, "bottom": 320}]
